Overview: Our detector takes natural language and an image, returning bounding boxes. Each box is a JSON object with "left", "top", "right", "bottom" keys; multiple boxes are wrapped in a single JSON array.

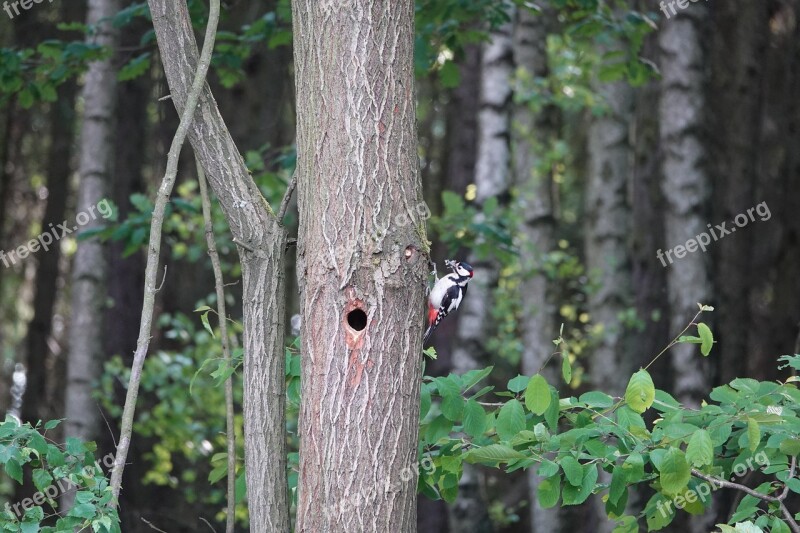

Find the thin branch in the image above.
[
  {"left": 199, "top": 517, "right": 218, "bottom": 532},
  {"left": 141, "top": 518, "right": 168, "bottom": 532},
  {"left": 778, "top": 455, "right": 797, "bottom": 501},
  {"left": 110, "top": 0, "right": 221, "bottom": 501},
  {"left": 277, "top": 173, "right": 297, "bottom": 223},
  {"left": 197, "top": 156, "right": 236, "bottom": 533},
  {"left": 691, "top": 469, "right": 800, "bottom": 533}
]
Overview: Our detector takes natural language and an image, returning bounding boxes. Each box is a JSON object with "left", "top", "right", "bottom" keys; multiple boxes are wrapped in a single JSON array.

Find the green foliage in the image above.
[
  {"left": 415, "top": 312, "right": 800, "bottom": 531},
  {"left": 98, "top": 311, "right": 248, "bottom": 526},
  {"left": 414, "top": 0, "right": 510, "bottom": 81},
  {"left": 433, "top": 191, "right": 515, "bottom": 263},
  {"left": 0, "top": 41, "right": 107, "bottom": 108},
  {"left": 0, "top": 419, "right": 119, "bottom": 532}
]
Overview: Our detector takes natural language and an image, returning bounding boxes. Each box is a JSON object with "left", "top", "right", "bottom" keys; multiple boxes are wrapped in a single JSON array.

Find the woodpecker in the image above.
[{"left": 423, "top": 260, "right": 474, "bottom": 344}]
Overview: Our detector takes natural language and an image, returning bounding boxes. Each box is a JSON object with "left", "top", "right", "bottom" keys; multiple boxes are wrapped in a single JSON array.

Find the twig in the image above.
[
  {"left": 197, "top": 156, "right": 237, "bottom": 533},
  {"left": 110, "top": 0, "right": 222, "bottom": 501},
  {"left": 141, "top": 518, "right": 168, "bottom": 532},
  {"left": 277, "top": 173, "right": 297, "bottom": 224},
  {"left": 691, "top": 469, "right": 800, "bottom": 532},
  {"left": 778, "top": 455, "right": 797, "bottom": 501},
  {"left": 199, "top": 517, "right": 218, "bottom": 532},
  {"left": 232, "top": 237, "right": 255, "bottom": 253}
]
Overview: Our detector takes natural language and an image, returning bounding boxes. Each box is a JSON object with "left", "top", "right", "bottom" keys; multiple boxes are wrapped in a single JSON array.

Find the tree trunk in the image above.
[
  {"left": 147, "top": 1, "right": 290, "bottom": 529},
  {"left": 63, "top": 0, "right": 119, "bottom": 442},
  {"left": 449, "top": 7, "right": 514, "bottom": 532},
  {"left": 709, "top": 1, "right": 768, "bottom": 384},
  {"left": 584, "top": 25, "right": 636, "bottom": 533},
  {"left": 511, "top": 6, "right": 562, "bottom": 533},
  {"left": 658, "top": 4, "right": 712, "bottom": 407},
  {"left": 21, "top": 79, "right": 78, "bottom": 425},
  {"left": 292, "top": 1, "right": 428, "bottom": 531},
  {"left": 585, "top": 50, "right": 635, "bottom": 393}
]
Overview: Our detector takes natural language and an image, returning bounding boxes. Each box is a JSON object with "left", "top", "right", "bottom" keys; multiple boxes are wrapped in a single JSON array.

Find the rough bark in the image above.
[
  {"left": 63, "top": 0, "right": 119, "bottom": 451},
  {"left": 292, "top": 1, "right": 428, "bottom": 531},
  {"left": 510, "top": 6, "right": 563, "bottom": 533},
  {"left": 147, "top": 2, "right": 289, "bottom": 530},
  {"left": 658, "top": 5, "right": 712, "bottom": 407},
  {"left": 448, "top": 7, "right": 514, "bottom": 532}
]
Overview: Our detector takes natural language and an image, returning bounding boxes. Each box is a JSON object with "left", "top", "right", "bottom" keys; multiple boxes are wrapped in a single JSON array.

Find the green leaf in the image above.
[
  {"left": 461, "top": 367, "right": 492, "bottom": 391},
  {"left": 20, "top": 522, "right": 40, "bottom": 533},
  {"left": 5, "top": 458, "right": 22, "bottom": 483},
  {"left": 209, "top": 464, "right": 227, "bottom": 484},
  {"left": 200, "top": 311, "right": 215, "bottom": 338},
  {"left": 437, "top": 377, "right": 464, "bottom": 422},
  {"left": 609, "top": 465, "right": 627, "bottom": 505},
  {"left": 579, "top": 391, "right": 614, "bottom": 408},
  {"left": 507, "top": 374, "right": 529, "bottom": 393},
  {"left": 622, "top": 453, "right": 645, "bottom": 482},
  {"left": 544, "top": 389, "right": 560, "bottom": 430},
  {"left": 462, "top": 400, "right": 487, "bottom": 438},
  {"left": 43, "top": 420, "right": 61, "bottom": 430},
  {"left": 32, "top": 469, "right": 53, "bottom": 492},
  {"left": 525, "top": 374, "right": 551, "bottom": 415},
  {"left": 117, "top": 52, "right": 151, "bottom": 81},
  {"left": 560, "top": 456, "right": 583, "bottom": 486},
  {"left": 697, "top": 322, "right": 713, "bottom": 356},
  {"left": 771, "top": 517, "right": 792, "bottom": 533},
  {"left": 612, "top": 515, "right": 639, "bottom": 533},
  {"left": 425, "top": 415, "right": 453, "bottom": 444},
  {"left": 561, "top": 356, "right": 572, "bottom": 384},
  {"left": 646, "top": 493, "right": 676, "bottom": 530},
  {"left": 537, "top": 473, "right": 561, "bottom": 508},
  {"left": 779, "top": 438, "right": 800, "bottom": 457},
  {"left": 419, "top": 385, "right": 431, "bottom": 420},
  {"left": 464, "top": 444, "right": 525, "bottom": 464},
  {"left": 438, "top": 60, "right": 461, "bottom": 88},
  {"left": 496, "top": 399, "right": 525, "bottom": 441},
  {"left": 625, "top": 369, "right": 655, "bottom": 414},
  {"left": 686, "top": 429, "right": 714, "bottom": 467},
  {"left": 746, "top": 418, "right": 760, "bottom": 452},
  {"left": 69, "top": 503, "right": 96, "bottom": 519},
  {"left": 562, "top": 463, "right": 597, "bottom": 505},
  {"left": 658, "top": 448, "right": 690, "bottom": 495}
]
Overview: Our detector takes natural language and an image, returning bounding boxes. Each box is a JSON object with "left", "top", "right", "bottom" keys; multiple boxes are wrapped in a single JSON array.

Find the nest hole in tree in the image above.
[{"left": 346, "top": 308, "right": 368, "bottom": 332}]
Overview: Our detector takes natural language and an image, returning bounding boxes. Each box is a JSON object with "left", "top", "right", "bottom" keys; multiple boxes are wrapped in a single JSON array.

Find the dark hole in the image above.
[{"left": 347, "top": 309, "right": 367, "bottom": 331}]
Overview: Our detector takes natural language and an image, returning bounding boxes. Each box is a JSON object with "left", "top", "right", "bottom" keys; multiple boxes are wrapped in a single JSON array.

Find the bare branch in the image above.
[
  {"left": 197, "top": 156, "right": 236, "bottom": 533},
  {"left": 691, "top": 469, "right": 800, "bottom": 533},
  {"left": 110, "top": 0, "right": 221, "bottom": 501},
  {"left": 277, "top": 173, "right": 297, "bottom": 224}
]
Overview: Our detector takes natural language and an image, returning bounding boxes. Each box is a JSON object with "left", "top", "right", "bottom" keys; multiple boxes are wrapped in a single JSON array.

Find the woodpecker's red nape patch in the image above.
[{"left": 428, "top": 305, "right": 438, "bottom": 326}]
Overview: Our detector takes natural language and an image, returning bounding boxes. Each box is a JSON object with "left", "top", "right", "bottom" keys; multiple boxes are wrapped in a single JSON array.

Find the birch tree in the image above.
[
  {"left": 449, "top": 5, "right": 514, "bottom": 531},
  {"left": 658, "top": 0, "right": 711, "bottom": 406},
  {"left": 64, "top": 0, "right": 119, "bottom": 456},
  {"left": 511, "top": 6, "right": 561, "bottom": 532}
]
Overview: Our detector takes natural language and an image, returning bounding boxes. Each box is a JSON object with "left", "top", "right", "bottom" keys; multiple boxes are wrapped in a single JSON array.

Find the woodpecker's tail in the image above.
[
  {"left": 424, "top": 305, "right": 445, "bottom": 344},
  {"left": 423, "top": 325, "right": 433, "bottom": 344},
  {"left": 423, "top": 305, "right": 438, "bottom": 344}
]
